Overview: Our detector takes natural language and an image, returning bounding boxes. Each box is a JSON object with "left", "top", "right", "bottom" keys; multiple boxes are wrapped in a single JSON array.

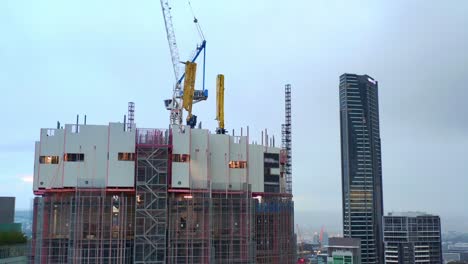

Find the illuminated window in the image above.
[
  {"left": 172, "top": 154, "right": 190, "bottom": 162},
  {"left": 229, "top": 161, "right": 247, "bottom": 169},
  {"left": 39, "top": 156, "right": 59, "bottom": 164},
  {"left": 118, "top": 152, "right": 135, "bottom": 161},
  {"left": 64, "top": 153, "right": 84, "bottom": 162}
]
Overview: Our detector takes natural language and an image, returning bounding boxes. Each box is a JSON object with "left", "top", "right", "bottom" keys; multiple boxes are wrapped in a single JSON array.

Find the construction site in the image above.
[{"left": 30, "top": 1, "right": 295, "bottom": 263}]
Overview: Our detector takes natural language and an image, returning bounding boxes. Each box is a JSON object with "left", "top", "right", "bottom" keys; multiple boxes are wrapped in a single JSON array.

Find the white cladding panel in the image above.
[
  {"left": 209, "top": 134, "right": 229, "bottom": 190},
  {"left": 33, "top": 141, "right": 39, "bottom": 191},
  {"left": 229, "top": 168, "right": 246, "bottom": 191},
  {"left": 171, "top": 128, "right": 191, "bottom": 188},
  {"left": 189, "top": 129, "right": 208, "bottom": 189},
  {"left": 169, "top": 128, "right": 282, "bottom": 193},
  {"left": 172, "top": 163, "right": 190, "bottom": 188},
  {"left": 172, "top": 129, "right": 190, "bottom": 154},
  {"left": 34, "top": 123, "right": 135, "bottom": 191},
  {"left": 63, "top": 124, "right": 108, "bottom": 188},
  {"left": 228, "top": 136, "right": 248, "bottom": 191},
  {"left": 248, "top": 144, "right": 264, "bottom": 192},
  {"left": 229, "top": 136, "right": 247, "bottom": 161},
  {"left": 37, "top": 129, "right": 65, "bottom": 189},
  {"left": 108, "top": 123, "right": 135, "bottom": 187}
]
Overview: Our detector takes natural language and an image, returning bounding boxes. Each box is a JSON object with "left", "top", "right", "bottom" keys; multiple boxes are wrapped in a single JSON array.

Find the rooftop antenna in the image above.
[
  {"left": 76, "top": 115, "right": 79, "bottom": 133},
  {"left": 127, "top": 102, "right": 135, "bottom": 131}
]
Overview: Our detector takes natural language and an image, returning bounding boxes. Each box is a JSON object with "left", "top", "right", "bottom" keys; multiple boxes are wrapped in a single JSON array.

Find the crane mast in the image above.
[{"left": 160, "top": 0, "right": 183, "bottom": 126}]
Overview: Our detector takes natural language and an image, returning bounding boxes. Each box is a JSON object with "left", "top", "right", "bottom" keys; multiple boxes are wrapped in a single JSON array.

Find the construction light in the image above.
[
  {"left": 183, "top": 195, "right": 193, "bottom": 199},
  {"left": 253, "top": 195, "right": 262, "bottom": 203}
]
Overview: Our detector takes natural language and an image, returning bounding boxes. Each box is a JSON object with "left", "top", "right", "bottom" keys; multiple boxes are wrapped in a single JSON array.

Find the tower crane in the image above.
[
  {"left": 296, "top": 224, "right": 306, "bottom": 263},
  {"left": 160, "top": 0, "right": 207, "bottom": 128}
]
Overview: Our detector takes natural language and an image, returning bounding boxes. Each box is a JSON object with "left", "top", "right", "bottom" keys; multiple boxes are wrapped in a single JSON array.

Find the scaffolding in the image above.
[
  {"left": 282, "top": 84, "right": 292, "bottom": 194},
  {"left": 32, "top": 191, "right": 135, "bottom": 264},
  {"left": 255, "top": 195, "right": 296, "bottom": 264},
  {"left": 134, "top": 129, "right": 170, "bottom": 263},
  {"left": 166, "top": 189, "right": 255, "bottom": 264}
]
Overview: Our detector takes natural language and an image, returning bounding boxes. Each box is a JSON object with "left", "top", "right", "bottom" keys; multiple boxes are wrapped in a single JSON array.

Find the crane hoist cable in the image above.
[{"left": 187, "top": 0, "right": 205, "bottom": 40}]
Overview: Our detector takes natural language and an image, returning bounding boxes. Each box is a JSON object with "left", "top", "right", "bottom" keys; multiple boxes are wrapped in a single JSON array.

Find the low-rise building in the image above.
[
  {"left": 384, "top": 212, "right": 442, "bottom": 264},
  {"left": 327, "top": 237, "right": 361, "bottom": 264}
]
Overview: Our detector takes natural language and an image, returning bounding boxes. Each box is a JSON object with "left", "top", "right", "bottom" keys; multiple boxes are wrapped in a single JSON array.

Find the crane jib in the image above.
[{"left": 177, "top": 40, "right": 207, "bottom": 90}]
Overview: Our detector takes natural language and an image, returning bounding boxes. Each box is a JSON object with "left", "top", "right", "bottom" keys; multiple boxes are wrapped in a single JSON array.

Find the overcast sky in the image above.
[{"left": 1, "top": 1, "right": 467, "bottom": 233}]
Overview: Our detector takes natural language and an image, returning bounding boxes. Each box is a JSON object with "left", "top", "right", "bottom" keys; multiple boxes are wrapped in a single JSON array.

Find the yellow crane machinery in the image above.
[
  {"left": 215, "top": 74, "right": 226, "bottom": 134},
  {"left": 182, "top": 62, "right": 197, "bottom": 127}
]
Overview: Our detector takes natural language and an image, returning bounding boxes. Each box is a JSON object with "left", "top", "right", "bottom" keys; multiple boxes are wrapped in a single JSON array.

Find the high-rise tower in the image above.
[{"left": 339, "top": 73, "right": 384, "bottom": 264}]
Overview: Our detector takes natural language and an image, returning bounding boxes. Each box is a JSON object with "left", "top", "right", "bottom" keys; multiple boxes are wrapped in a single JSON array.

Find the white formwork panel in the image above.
[
  {"left": 63, "top": 124, "right": 108, "bottom": 188},
  {"left": 171, "top": 128, "right": 191, "bottom": 188},
  {"left": 229, "top": 136, "right": 247, "bottom": 161},
  {"left": 209, "top": 134, "right": 229, "bottom": 190},
  {"left": 248, "top": 144, "right": 264, "bottom": 192},
  {"left": 229, "top": 168, "right": 246, "bottom": 190},
  {"left": 33, "top": 141, "right": 39, "bottom": 191},
  {"left": 172, "top": 163, "right": 190, "bottom": 188},
  {"left": 36, "top": 128, "right": 65, "bottom": 189},
  {"left": 229, "top": 136, "right": 248, "bottom": 190},
  {"left": 172, "top": 128, "right": 190, "bottom": 154},
  {"left": 108, "top": 123, "right": 136, "bottom": 187},
  {"left": 189, "top": 129, "right": 209, "bottom": 189}
]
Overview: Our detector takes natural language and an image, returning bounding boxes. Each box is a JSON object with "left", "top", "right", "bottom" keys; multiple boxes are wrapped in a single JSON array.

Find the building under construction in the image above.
[
  {"left": 31, "top": 0, "right": 295, "bottom": 262},
  {"left": 31, "top": 88, "right": 295, "bottom": 264}
]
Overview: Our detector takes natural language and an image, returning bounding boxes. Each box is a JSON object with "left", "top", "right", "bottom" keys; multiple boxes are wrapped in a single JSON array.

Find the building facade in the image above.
[
  {"left": 339, "top": 73, "right": 384, "bottom": 263},
  {"left": 384, "top": 212, "right": 442, "bottom": 264},
  {"left": 31, "top": 122, "right": 295, "bottom": 263}
]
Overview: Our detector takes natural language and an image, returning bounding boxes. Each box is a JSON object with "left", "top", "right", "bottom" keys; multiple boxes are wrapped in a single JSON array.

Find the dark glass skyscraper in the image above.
[{"left": 339, "top": 73, "right": 384, "bottom": 264}]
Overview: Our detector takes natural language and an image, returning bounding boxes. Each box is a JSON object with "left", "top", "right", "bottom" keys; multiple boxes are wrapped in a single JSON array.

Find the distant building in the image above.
[
  {"left": 444, "top": 253, "right": 461, "bottom": 264},
  {"left": 383, "top": 212, "right": 442, "bottom": 264},
  {"left": 317, "top": 254, "right": 328, "bottom": 264},
  {"left": 313, "top": 232, "right": 320, "bottom": 244},
  {"left": 446, "top": 243, "right": 468, "bottom": 262},
  {"left": 0, "top": 197, "right": 28, "bottom": 264},
  {"left": 449, "top": 243, "right": 468, "bottom": 252},
  {"left": 0, "top": 197, "right": 15, "bottom": 224},
  {"left": 327, "top": 237, "right": 361, "bottom": 264},
  {"left": 0, "top": 197, "right": 21, "bottom": 233},
  {"left": 339, "top": 73, "right": 384, "bottom": 264},
  {"left": 322, "top": 232, "right": 329, "bottom": 246}
]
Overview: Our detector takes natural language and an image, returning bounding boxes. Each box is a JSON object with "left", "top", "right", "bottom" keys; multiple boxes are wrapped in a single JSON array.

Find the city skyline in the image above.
[{"left": 1, "top": 0, "right": 468, "bottom": 234}]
